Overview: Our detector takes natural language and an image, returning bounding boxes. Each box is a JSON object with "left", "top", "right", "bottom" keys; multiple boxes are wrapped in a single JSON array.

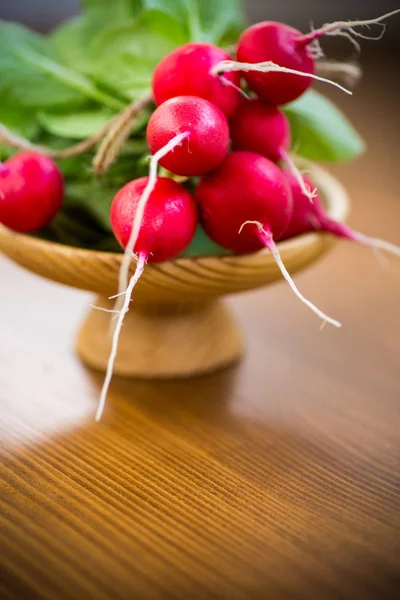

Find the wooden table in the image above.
[{"left": 1, "top": 54, "right": 399, "bottom": 599}]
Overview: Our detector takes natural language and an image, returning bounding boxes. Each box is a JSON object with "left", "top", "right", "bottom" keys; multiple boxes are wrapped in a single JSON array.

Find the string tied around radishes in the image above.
[{"left": 0, "top": 93, "right": 153, "bottom": 167}]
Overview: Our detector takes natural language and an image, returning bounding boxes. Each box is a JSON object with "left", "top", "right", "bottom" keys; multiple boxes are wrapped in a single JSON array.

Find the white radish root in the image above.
[
  {"left": 96, "top": 252, "right": 147, "bottom": 422},
  {"left": 114, "top": 131, "right": 190, "bottom": 315},
  {"left": 297, "top": 9, "right": 400, "bottom": 50},
  {"left": 281, "top": 152, "right": 317, "bottom": 203},
  {"left": 95, "top": 131, "right": 190, "bottom": 421},
  {"left": 239, "top": 221, "right": 342, "bottom": 329},
  {"left": 316, "top": 61, "right": 362, "bottom": 88},
  {"left": 219, "top": 76, "right": 251, "bottom": 99},
  {"left": 351, "top": 231, "right": 400, "bottom": 259},
  {"left": 210, "top": 60, "right": 352, "bottom": 96}
]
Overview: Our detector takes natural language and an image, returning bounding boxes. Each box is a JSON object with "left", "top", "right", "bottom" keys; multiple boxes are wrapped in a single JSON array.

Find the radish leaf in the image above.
[
  {"left": 284, "top": 90, "right": 365, "bottom": 163},
  {"left": 51, "top": 1, "right": 142, "bottom": 74},
  {"left": 143, "top": 0, "right": 244, "bottom": 44},
  {"left": 89, "top": 11, "right": 187, "bottom": 100},
  {"left": 38, "top": 108, "right": 115, "bottom": 139}
]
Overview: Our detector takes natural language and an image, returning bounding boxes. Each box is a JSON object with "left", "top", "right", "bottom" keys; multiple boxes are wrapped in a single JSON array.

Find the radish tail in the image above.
[
  {"left": 281, "top": 152, "right": 317, "bottom": 203},
  {"left": 239, "top": 221, "right": 341, "bottom": 328},
  {"left": 220, "top": 76, "right": 250, "bottom": 99},
  {"left": 96, "top": 252, "right": 147, "bottom": 422},
  {"left": 114, "top": 131, "right": 189, "bottom": 313},
  {"left": 346, "top": 229, "right": 400, "bottom": 259},
  {"left": 316, "top": 61, "right": 362, "bottom": 88},
  {"left": 297, "top": 9, "right": 400, "bottom": 46},
  {"left": 320, "top": 216, "right": 400, "bottom": 259},
  {"left": 211, "top": 60, "right": 352, "bottom": 95}
]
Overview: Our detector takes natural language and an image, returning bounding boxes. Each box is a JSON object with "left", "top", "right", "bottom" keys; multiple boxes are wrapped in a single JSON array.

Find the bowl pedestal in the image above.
[{"left": 76, "top": 296, "right": 244, "bottom": 377}]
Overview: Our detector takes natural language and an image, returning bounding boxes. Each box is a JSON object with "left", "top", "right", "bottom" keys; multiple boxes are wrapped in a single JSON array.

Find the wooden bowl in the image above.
[{"left": 0, "top": 165, "right": 349, "bottom": 378}]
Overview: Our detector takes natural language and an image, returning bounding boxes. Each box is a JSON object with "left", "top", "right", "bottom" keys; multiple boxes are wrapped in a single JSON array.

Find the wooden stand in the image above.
[{"left": 76, "top": 296, "right": 244, "bottom": 378}]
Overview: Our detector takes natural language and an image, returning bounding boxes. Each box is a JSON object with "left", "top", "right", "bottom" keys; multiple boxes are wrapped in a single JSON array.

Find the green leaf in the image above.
[
  {"left": 283, "top": 90, "right": 365, "bottom": 163},
  {"left": 64, "top": 180, "right": 118, "bottom": 232},
  {"left": 37, "top": 107, "right": 115, "bottom": 139},
  {"left": 142, "top": 0, "right": 244, "bottom": 44},
  {"left": 0, "top": 92, "right": 39, "bottom": 138},
  {"left": 142, "top": 0, "right": 188, "bottom": 25},
  {"left": 191, "top": 0, "right": 244, "bottom": 44},
  {"left": 89, "top": 10, "right": 188, "bottom": 99},
  {"left": 179, "top": 226, "right": 232, "bottom": 257},
  {"left": 51, "top": 1, "right": 141, "bottom": 75},
  {"left": 0, "top": 21, "right": 123, "bottom": 111},
  {"left": 0, "top": 22, "right": 85, "bottom": 108},
  {"left": 91, "top": 54, "right": 154, "bottom": 101}
]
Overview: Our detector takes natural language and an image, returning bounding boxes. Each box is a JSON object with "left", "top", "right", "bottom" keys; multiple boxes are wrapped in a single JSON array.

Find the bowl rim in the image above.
[{"left": 0, "top": 163, "right": 349, "bottom": 264}]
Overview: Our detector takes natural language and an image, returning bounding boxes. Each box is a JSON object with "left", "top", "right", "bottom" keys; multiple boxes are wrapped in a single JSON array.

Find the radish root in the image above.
[
  {"left": 297, "top": 9, "right": 400, "bottom": 49},
  {"left": 211, "top": 60, "right": 352, "bottom": 95},
  {"left": 97, "top": 130, "right": 192, "bottom": 420},
  {"left": 219, "top": 76, "right": 251, "bottom": 99},
  {"left": 319, "top": 218, "right": 400, "bottom": 260},
  {"left": 239, "top": 221, "right": 342, "bottom": 329},
  {"left": 96, "top": 252, "right": 147, "bottom": 422},
  {"left": 316, "top": 60, "right": 362, "bottom": 88},
  {"left": 351, "top": 231, "right": 400, "bottom": 259},
  {"left": 281, "top": 152, "right": 317, "bottom": 203},
  {"left": 114, "top": 131, "right": 190, "bottom": 314}
]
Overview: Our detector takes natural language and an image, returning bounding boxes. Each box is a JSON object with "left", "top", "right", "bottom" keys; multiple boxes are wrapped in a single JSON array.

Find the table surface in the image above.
[{"left": 1, "top": 54, "right": 400, "bottom": 600}]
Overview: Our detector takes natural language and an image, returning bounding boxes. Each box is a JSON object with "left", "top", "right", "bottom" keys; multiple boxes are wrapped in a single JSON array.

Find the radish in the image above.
[
  {"left": 196, "top": 151, "right": 340, "bottom": 328},
  {"left": 0, "top": 152, "right": 63, "bottom": 232},
  {"left": 152, "top": 42, "right": 241, "bottom": 118},
  {"left": 230, "top": 98, "right": 316, "bottom": 201},
  {"left": 279, "top": 170, "right": 400, "bottom": 260},
  {"left": 147, "top": 95, "right": 230, "bottom": 176},
  {"left": 96, "top": 176, "right": 198, "bottom": 421},
  {"left": 212, "top": 9, "right": 400, "bottom": 105}
]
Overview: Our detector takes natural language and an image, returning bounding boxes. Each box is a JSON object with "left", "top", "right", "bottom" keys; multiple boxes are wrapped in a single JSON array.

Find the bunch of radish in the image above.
[{"left": 1, "top": 9, "right": 399, "bottom": 421}]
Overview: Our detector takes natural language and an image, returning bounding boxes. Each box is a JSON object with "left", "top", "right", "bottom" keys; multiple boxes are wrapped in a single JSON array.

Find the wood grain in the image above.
[
  {"left": 76, "top": 296, "right": 244, "bottom": 376},
  {"left": 1, "top": 53, "right": 400, "bottom": 600}
]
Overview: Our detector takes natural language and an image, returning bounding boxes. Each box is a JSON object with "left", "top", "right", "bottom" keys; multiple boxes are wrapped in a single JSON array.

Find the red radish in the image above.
[
  {"left": 279, "top": 170, "right": 400, "bottom": 260},
  {"left": 111, "top": 178, "right": 197, "bottom": 262},
  {"left": 231, "top": 99, "right": 290, "bottom": 162},
  {"left": 212, "top": 9, "right": 400, "bottom": 105},
  {"left": 196, "top": 151, "right": 340, "bottom": 328},
  {"left": 0, "top": 152, "right": 63, "bottom": 232},
  {"left": 230, "top": 98, "right": 316, "bottom": 201},
  {"left": 152, "top": 42, "right": 241, "bottom": 118},
  {"left": 96, "top": 176, "right": 198, "bottom": 421},
  {"left": 147, "top": 95, "right": 230, "bottom": 176},
  {"left": 236, "top": 22, "right": 317, "bottom": 105}
]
